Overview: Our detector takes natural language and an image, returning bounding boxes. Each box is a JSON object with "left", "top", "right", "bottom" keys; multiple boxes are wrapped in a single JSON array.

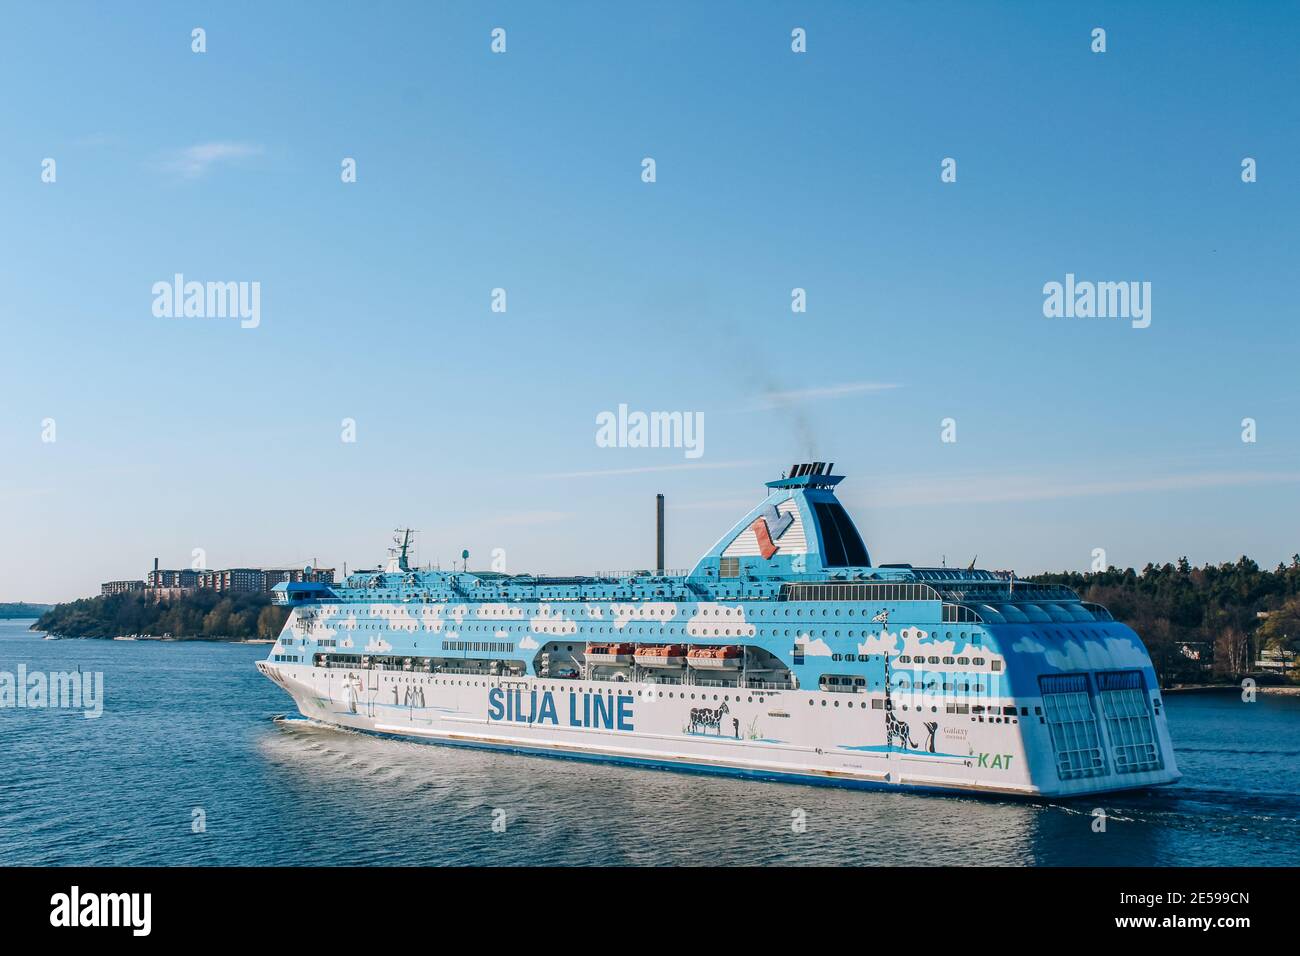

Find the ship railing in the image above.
[
  {"left": 935, "top": 582, "right": 1081, "bottom": 603},
  {"left": 780, "top": 581, "right": 943, "bottom": 603},
  {"left": 1080, "top": 602, "right": 1114, "bottom": 621},
  {"left": 592, "top": 568, "right": 693, "bottom": 579},
  {"left": 743, "top": 680, "right": 794, "bottom": 691}
]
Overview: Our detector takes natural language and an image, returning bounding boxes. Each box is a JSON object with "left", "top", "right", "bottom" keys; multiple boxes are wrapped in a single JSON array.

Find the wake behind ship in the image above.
[{"left": 257, "top": 463, "right": 1180, "bottom": 797}]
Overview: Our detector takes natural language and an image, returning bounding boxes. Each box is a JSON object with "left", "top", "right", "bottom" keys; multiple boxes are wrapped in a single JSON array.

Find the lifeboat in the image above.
[
  {"left": 687, "top": 645, "right": 743, "bottom": 669},
  {"left": 634, "top": 643, "right": 688, "bottom": 667},
  {"left": 584, "top": 642, "right": 635, "bottom": 665}
]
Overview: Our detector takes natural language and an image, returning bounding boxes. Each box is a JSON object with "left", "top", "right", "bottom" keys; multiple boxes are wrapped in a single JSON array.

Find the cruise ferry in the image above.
[{"left": 257, "top": 463, "right": 1180, "bottom": 797}]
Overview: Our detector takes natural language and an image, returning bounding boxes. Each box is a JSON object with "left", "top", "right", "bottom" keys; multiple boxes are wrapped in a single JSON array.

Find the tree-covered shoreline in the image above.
[
  {"left": 32, "top": 590, "right": 288, "bottom": 641},
  {"left": 1, "top": 602, "right": 53, "bottom": 619},
  {"left": 27, "top": 556, "right": 1300, "bottom": 684},
  {"left": 1029, "top": 555, "right": 1300, "bottom": 685}
]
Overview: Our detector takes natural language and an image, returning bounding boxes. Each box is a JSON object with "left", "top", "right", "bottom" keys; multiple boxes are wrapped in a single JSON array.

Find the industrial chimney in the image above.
[{"left": 655, "top": 494, "right": 665, "bottom": 574}]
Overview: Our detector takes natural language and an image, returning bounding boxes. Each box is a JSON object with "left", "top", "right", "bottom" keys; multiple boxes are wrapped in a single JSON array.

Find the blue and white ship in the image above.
[{"left": 258, "top": 463, "right": 1180, "bottom": 797}]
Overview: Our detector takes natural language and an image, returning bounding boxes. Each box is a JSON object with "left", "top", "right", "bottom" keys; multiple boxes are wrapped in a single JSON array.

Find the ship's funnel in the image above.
[
  {"left": 656, "top": 494, "right": 665, "bottom": 574},
  {"left": 688, "top": 462, "right": 869, "bottom": 579}
]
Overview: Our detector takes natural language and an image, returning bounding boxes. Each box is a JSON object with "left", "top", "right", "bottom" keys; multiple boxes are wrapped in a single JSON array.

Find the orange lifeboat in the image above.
[
  {"left": 634, "top": 643, "right": 688, "bottom": 667},
  {"left": 686, "top": 645, "right": 743, "bottom": 669},
  {"left": 584, "top": 642, "right": 635, "bottom": 664}
]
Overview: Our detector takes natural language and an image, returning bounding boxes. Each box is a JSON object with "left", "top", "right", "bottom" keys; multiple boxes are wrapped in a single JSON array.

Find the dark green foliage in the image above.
[
  {"left": 31, "top": 590, "right": 289, "bottom": 641},
  {"left": 1030, "top": 554, "right": 1300, "bottom": 684},
  {"left": 0, "top": 602, "right": 53, "bottom": 618}
]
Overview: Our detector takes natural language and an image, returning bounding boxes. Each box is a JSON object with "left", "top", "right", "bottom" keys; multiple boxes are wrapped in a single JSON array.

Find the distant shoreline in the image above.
[
  {"left": 29, "top": 590, "right": 288, "bottom": 643},
  {"left": 13, "top": 625, "right": 1300, "bottom": 688},
  {"left": 1164, "top": 683, "right": 1300, "bottom": 696},
  {"left": 0, "top": 607, "right": 53, "bottom": 620},
  {"left": 21, "top": 628, "right": 275, "bottom": 645}
]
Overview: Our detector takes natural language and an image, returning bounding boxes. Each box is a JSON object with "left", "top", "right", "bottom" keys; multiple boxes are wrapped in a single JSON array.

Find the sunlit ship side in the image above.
[{"left": 257, "top": 463, "right": 1180, "bottom": 797}]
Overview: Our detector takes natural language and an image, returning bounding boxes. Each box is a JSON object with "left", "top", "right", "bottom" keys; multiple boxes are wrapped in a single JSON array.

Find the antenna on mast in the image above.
[{"left": 391, "top": 528, "right": 416, "bottom": 571}]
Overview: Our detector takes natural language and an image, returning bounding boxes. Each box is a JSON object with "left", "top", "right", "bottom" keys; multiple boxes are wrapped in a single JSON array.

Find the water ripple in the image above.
[{"left": 3, "top": 621, "right": 1299, "bottom": 866}]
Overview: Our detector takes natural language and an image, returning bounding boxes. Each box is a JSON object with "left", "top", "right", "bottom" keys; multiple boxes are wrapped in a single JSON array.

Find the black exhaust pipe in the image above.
[{"left": 656, "top": 493, "right": 665, "bottom": 574}]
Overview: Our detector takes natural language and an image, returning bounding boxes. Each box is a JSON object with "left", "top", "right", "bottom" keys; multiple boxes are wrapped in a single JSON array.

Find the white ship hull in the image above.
[{"left": 258, "top": 661, "right": 1180, "bottom": 797}]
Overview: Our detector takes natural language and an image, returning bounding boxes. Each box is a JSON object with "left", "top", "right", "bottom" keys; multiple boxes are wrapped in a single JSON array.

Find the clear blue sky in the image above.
[{"left": 2, "top": 1, "right": 1297, "bottom": 603}]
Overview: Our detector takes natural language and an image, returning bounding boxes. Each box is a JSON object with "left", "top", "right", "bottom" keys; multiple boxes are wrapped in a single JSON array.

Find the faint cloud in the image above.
[
  {"left": 668, "top": 497, "right": 755, "bottom": 512},
  {"left": 160, "top": 142, "right": 264, "bottom": 179},
  {"left": 855, "top": 469, "right": 1300, "bottom": 509},
  {"left": 536, "top": 460, "right": 760, "bottom": 480},
  {"left": 485, "top": 510, "right": 573, "bottom": 527},
  {"left": 754, "top": 382, "right": 900, "bottom": 409},
  {"left": 0, "top": 486, "right": 55, "bottom": 504},
  {"left": 73, "top": 133, "right": 120, "bottom": 148}
]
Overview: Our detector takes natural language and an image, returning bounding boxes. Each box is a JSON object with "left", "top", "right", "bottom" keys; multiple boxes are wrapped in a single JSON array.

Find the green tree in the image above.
[
  {"left": 257, "top": 605, "right": 286, "bottom": 639},
  {"left": 1258, "top": 595, "right": 1300, "bottom": 654}
]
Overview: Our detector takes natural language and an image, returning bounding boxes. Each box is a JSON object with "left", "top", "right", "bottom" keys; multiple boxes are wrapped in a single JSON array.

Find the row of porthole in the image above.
[
  {"left": 326, "top": 601, "right": 978, "bottom": 630},
  {"left": 338, "top": 668, "right": 999, "bottom": 714},
  {"left": 325, "top": 620, "right": 980, "bottom": 644},
  {"left": 896, "top": 655, "right": 987, "bottom": 666},
  {"left": 804, "top": 698, "right": 1018, "bottom": 717},
  {"left": 312, "top": 670, "right": 1024, "bottom": 722},
  {"left": 341, "top": 670, "right": 990, "bottom": 702},
  {"left": 318, "top": 671, "right": 769, "bottom": 703}
]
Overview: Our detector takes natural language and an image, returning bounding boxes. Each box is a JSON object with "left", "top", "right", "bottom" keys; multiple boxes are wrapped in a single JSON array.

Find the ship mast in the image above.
[{"left": 390, "top": 528, "right": 416, "bottom": 572}]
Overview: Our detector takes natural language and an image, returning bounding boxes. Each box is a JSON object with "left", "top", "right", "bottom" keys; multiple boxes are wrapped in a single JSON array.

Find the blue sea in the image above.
[{"left": 2, "top": 618, "right": 1298, "bottom": 866}]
